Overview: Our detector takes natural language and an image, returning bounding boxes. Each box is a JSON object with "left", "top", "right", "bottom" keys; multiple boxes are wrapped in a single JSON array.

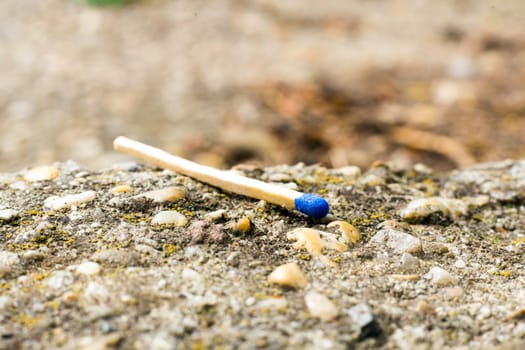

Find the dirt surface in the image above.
[
  {"left": 1, "top": 0, "right": 525, "bottom": 172},
  {"left": 1, "top": 160, "right": 525, "bottom": 349}
]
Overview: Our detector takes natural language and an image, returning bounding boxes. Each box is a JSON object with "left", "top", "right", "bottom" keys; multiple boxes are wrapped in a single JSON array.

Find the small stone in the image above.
[
  {"left": 24, "top": 165, "right": 60, "bottom": 182},
  {"left": 231, "top": 216, "right": 251, "bottom": 233},
  {"left": 400, "top": 197, "right": 467, "bottom": 221},
  {"left": 182, "top": 268, "right": 202, "bottom": 282},
  {"left": 69, "top": 333, "right": 122, "bottom": 350},
  {"left": 413, "top": 163, "right": 432, "bottom": 174},
  {"left": 304, "top": 291, "right": 338, "bottom": 321},
  {"left": 76, "top": 261, "right": 101, "bottom": 275},
  {"left": 21, "top": 249, "right": 46, "bottom": 263},
  {"left": 151, "top": 211, "right": 187, "bottom": 226},
  {"left": 46, "top": 270, "right": 75, "bottom": 290},
  {"left": 189, "top": 220, "right": 225, "bottom": 243},
  {"left": 0, "top": 296, "right": 12, "bottom": 310},
  {"left": 184, "top": 246, "right": 203, "bottom": 259},
  {"left": 256, "top": 297, "right": 288, "bottom": 310},
  {"left": 0, "top": 209, "right": 18, "bottom": 222},
  {"left": 0, "top": 251, "right": 20, "bottom": 276},
  {"left": 426, "top": 266, "right": 458, "bottom": 286},
  {"left": 268, "top": 262, "right": 307, "bottom": 289},
  {"left": 415, "top": 300, "right": 436, "bottom": 317},
  {"left": 432, "top": 79, "right": 476, "bottom": 106},
  {"left": 328, "top": 165, "right": 361, "bottom": 179},
  {"left": 448, "top": 55, "right": 476, "bottom": 79},
  {"left": 348, "top": 303, "right": 374, "bottom": 328},
  {"left": 62, "top": 291, "right": 79, "bottom": 304},
  {"left": 442, "top": 286, "right": 464, "bottom": 300},
  {"left": 226, "top": 252, "right": 241, "bottom": 267},
  {"left": 90, "top": 248, "right": 140, "bottom": 267},
  {"left": 9, "top": 181, "right": 27, "bottom": 191},
  {"left": 369, "top": 228, "right": 422, "bottom": 255},
  {"left": 399, "top": 252, "right": 420, "bottom": 271},
  {"left": 478, "top": 305, "right": 492, "bottom": 319},
  {"left": 136, "top": 187, "right": 185, "bottom": 203},
  {"left": 348, "top": 303, "right": 382, "bottom": 339},
  {"left": 287, "top": 228, "right": 347, "bottom": 268},
  {"left": 109, "top": 185, "right": 132, "bottom": 194},
  {"left": 359, "top": 174, "right": 386, "bottom": 187},
  {"left": 204, "top": 209, "right": 227, "bottom": 221},
  {"left": 268, "top": 173, "right": 293, "bottom": 182},
  {"left": 513, "top": 324, "right": 525, "bottom": 338},
  {"left": 391, "top": 274, "right": 419, "bottom": 281},
  {"left": 44, "top": 190, "right": 96, "bottom": 210},
  {"left": 245, "top": 296, "right": 256, "bottom": 306},
  {"left": 327, "top": 220, "right": 360, "bottom": 244},
  {"left": 454, "top": 259, "right": 466, "bottom": 268}
]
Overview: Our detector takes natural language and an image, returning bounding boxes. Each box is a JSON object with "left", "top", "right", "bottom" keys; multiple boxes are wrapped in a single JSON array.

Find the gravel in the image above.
[{"left": 1, "top": 160, "right": 525, "bottom": 349}]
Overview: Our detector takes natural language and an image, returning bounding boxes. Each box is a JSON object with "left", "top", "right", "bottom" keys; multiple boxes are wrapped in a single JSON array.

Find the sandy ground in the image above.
[{"left": 0, "top": 159, "right": 525, "bottom": 349}]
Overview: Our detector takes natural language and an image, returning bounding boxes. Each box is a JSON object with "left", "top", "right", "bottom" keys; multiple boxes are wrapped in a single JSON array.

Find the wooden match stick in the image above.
[{"left": 113, "top": 136, "right": 329, "bottom": 218}]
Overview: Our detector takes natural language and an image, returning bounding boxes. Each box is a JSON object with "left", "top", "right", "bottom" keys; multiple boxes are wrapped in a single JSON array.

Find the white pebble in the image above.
[
  {"left": 304, "top": 291, "right": 339, "bottom": 321},
  {"left": 400, "top": 197, "right": 467, "bottom": 221},
  {"left": 44, "top": 190, "right": 96, "bottom": 210},
  {"left": 76, "top": 261, "right": 101, "bottom": 276},
  {"left": 184, "top": 246, "right": 203, "bottom": 258},
  {"left": 426, "top": 266, "right": 458, "bottom": 286},
  {"left": 359, "top": 174, "right": 386, "bottom": 187},
  {"left": 399, "top": 252, "right": 420, "bottom": 271},
  {"left": 478, "top": 304, "right": 492, "bottom": 319},
  {"left": 328, "top": 165, "right": 361, "bottom": 179},
  {"left": 136, "top": 187, "right": 185, "bottom": 203},
  {"left": 0, "top": 209, "right": 18, "bottom": 222},
  {"left": 454, "top": 259, "right": 466, "bottom": 268},
  {"left": 109, "top": 185, "right": 132, "bottom": 194},
  {"left": 182, "top": 268, "right": 202, "bottom": 282},
  {"left": 448, "top": 55, "right": 476, "bottom": 79},
  {"left": 204, "top": 209, "right": 227, "bottom": 221},
  {"left": 432, "top": 79, "right": 475, "bottom": 106},
  {"left": 256, "top": 297, "right": 288, "bottom": 310},
  {"left": 348, "top": 303, "right": 375, "bottom": 328},
  {"left": 46, "top": 270, "right": 75, "bottom": 290},
  {"left": 0, "top": 296, "right": 12, "bottom": 310},
  {"left": 151, "top": 211, "right": 187, "bottom": 226},
  {"left": 369, "top": 228, "right": 422, "bottom": 255},
  {"left": 245, "top": 297, "right": 256, "bottom": 306},
  {"left": 443, "top": 286, "right": 464, "bottom": 300},
  {"left": 268, "top": 262, "right": 307, "bottom": 289},
  {"left": 24, "top": 165, "right": 60, "bottom": 182},
  {"left": 9, "top": 181, "right": 27, "bottom": 191},
  {"left": 22, "top": 249, "right": 46, "bottom": 263},
  {"left": 0, "top": 251, "right": 20, "bottom": 276}
]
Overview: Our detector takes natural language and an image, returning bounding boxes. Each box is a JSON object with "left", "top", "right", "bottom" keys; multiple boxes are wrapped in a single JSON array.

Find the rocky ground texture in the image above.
[{"left": 1, "top": 159, "right": 524, "bottom": 349}]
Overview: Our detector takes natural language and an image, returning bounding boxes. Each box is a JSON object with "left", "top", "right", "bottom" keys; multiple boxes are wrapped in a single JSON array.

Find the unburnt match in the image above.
[{"left": 113, "top": 136, "right": 329, "bottom": 218}]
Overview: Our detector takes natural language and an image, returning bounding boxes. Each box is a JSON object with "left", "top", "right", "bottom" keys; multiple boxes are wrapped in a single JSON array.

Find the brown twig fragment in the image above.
[{"left": 390, "top": 126, "right": 475, "bottom": 167}]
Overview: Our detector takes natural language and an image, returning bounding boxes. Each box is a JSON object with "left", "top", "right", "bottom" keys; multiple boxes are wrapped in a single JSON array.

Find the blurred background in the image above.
[{"left": 1, "top": 0, "right": 525, "bottom": 172}]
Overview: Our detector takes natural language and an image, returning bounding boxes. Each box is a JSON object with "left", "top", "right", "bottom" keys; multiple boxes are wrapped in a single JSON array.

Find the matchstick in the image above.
[{"left": 113, "top": 136, "right": 329, "bottom": 218}]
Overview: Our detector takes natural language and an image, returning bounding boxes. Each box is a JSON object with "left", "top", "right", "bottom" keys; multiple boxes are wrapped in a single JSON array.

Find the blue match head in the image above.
[{"left": 294, "top": 193, "right": 329, "bottom": 219}]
